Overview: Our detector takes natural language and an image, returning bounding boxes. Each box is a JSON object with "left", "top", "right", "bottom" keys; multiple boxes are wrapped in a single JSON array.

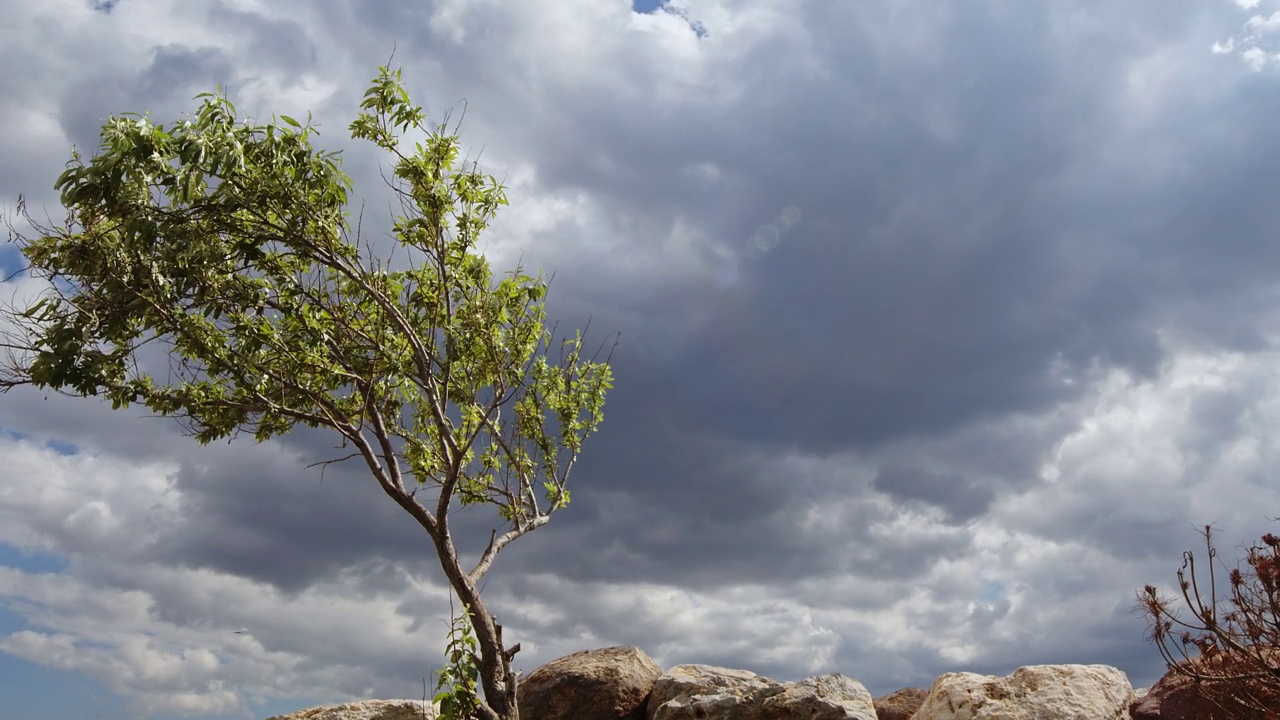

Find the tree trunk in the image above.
[
  {"left": 460, "top": 588, "right": 520, "bottom": 720},
  {"left": 436, "top": 535, "right": 520, "bottom": 720}
]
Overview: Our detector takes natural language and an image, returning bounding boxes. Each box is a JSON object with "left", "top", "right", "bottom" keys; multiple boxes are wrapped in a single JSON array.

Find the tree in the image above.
[
  {"left": 1138, "top": 524, "right": 1280, "bottom": 719},
  {"left": 0, "top": 64, "right": 613, "bottom": 720}
]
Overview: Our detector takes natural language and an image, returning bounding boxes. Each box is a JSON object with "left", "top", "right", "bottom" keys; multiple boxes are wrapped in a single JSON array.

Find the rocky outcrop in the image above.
[
  {"left": 518, "top": 645, "right": 662, "bottom": 720},
  {"left": 263, "top": 653, "right": 1152, "bottom": 720},
  {"left": 911, "top": 664, "right": 1134, "bottom": 720},
  {"left": 646, "top": 664, "right": 876, "bottom": 720},
  {"left": 871, "top": 687, "right": 926, "bottom": 720},
  {"left": 1128, "top": 668, "right": 1219, "bottom": 720},
  {"left": 264, "top": 699, "right": 436, "bottom": 720}
]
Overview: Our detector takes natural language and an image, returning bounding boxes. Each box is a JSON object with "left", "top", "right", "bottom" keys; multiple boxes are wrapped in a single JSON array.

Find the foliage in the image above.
[
  {"left": 1139, "top": 524, "right": 1280, "bottom": 719},
  {"left": 1, "top": 63, "right": 613, "bottom": 720},
  {"left": 434, "top": 601, "right": 481, "bottom": 720}
]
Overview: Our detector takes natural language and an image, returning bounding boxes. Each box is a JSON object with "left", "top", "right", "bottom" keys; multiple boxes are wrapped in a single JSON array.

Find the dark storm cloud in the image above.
[
  {"left": 391, "top": 0, "right": 1233, "bottom": 608},
  {"left": 604, "top": 48, "right": 1122, "bottom": 455},
  {"left": 353, "top": 0, "right": 1177, "bottom": 459},
  {"left": 50, "top": 6, "right": 326, "bottom": 167},
  {"left": 872, "top": 464, "right": 994, "bottom": 522},
  {"left": 493, "top": 426, "right": 975, "bottom": 593},
  {"left": 151, "top": 450, "right": 418, "bottom": 593},
  {"left": 418, "top": 0, "right": 1261, "bottom": 462},
  {"left": 57, "top": 44, "right": 238, "bottom": 151},
  {"left": 206, "top": 1, "right": 318, "bottom": 73},
  {"left": 138, "top": 430, "right": 533, "bottom": 594}
]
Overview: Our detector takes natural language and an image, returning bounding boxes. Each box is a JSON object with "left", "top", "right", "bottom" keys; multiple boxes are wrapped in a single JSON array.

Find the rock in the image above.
[
  {"left": 911, "top": 664, "right": 1133, "bottom": 720},
  {"left": 1128, "top": 669, "right": 1218, "bottom": 720},
  {"left": 647, "top": 663, "right": 877, "bottom": 720},
  {"left": 1130, "top": 656, "right": 1280, "bottom": 720},
  {"left": 517, "top": 645, "right": 662, "bottom": 720},
  {"left": 871, "top": 687, "right": 926, "bottom": 720},
  {"left": 264, "top": 699, "right": 436, "bottom": 720}
]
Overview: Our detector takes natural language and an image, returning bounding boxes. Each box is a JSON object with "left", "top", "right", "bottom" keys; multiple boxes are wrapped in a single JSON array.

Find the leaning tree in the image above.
[{"left": 0, "top": 64, "right": 612, "bottom": 720}]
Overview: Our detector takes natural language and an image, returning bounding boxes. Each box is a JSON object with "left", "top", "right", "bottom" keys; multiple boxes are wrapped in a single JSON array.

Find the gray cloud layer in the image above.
[{"left": 4, "top": 0, "right": 1280, "bottom": 717}]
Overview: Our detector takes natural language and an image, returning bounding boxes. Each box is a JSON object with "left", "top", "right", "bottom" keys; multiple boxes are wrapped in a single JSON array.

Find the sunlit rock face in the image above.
[
  {"left": 265, "top": 699, "right": 436, "bottom": 720},
  {"left": 517, "top": 645, "right": 662, "bottom": 720},
  {"left": 911, "top": 664, "right": 1134, "bottom": 720},
  {"left": 646, "top": 663, "right": 877, "bottom": 720}
]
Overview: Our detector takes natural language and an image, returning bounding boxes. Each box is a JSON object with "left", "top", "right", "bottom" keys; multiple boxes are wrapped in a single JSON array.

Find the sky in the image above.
[{"left": 2, "top": 0, "right": 1280, "bottom": 718}]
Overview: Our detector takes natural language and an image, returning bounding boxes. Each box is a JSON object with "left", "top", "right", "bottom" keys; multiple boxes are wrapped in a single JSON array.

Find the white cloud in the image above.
[
  {"left": 715, "top": 341, "right": 1280, "bottom": 686},
  {"left": 1020, "top": 349, "right": 1280, "bottom": 536},
  {"left": 1245, "top": 9, "right": 1280, "bottom": 32},
  {"left": 0, "top": 437, "right": 179, "bottom": 555},
  {"left": 1208, "top": 4, "right": 1280, "bottom": 69},
  {"left": 500, "top": 576, "right": 842, "bottom": 676},
  {"left": 0, "top": 435, "right": 461, "bottom": 715}
]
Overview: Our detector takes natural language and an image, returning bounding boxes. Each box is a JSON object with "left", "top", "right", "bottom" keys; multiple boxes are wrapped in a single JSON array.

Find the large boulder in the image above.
[
  {"left": 871, "top": 687, "right": 927, "bottom": 720},
  {"left": 264, "top": 699, "right": 436, "bottom": 720},
  {"left": 911, "top": 664, "right": 1133, "bottom": 720},
  {"left": 1128, "top": 667, "right": 1223, "bottom": 720},
  {"left": 646, "top": 664, "right": 877, "bottom": 720},
  {"left": 517, "top": 645, "right": 662, "bottom": 720}
]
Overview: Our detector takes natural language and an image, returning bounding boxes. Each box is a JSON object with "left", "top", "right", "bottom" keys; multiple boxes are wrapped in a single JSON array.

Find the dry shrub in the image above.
[{"left": 1139, "top": 524, "right": 1280, "bottom": 719}]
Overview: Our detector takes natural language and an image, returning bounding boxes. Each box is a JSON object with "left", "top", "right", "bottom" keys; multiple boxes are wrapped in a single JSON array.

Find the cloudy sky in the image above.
[{"left": 3, "top": 0, "right": 1280, "bottom": 717}]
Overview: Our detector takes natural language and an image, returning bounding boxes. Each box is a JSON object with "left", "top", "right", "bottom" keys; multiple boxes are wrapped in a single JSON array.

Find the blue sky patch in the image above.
[
  {"left": 0, "top": 543, "right": 69, "bottom": 575},
  {"left": 1, "top": 428, "right": 80, "bottom": 456}
]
